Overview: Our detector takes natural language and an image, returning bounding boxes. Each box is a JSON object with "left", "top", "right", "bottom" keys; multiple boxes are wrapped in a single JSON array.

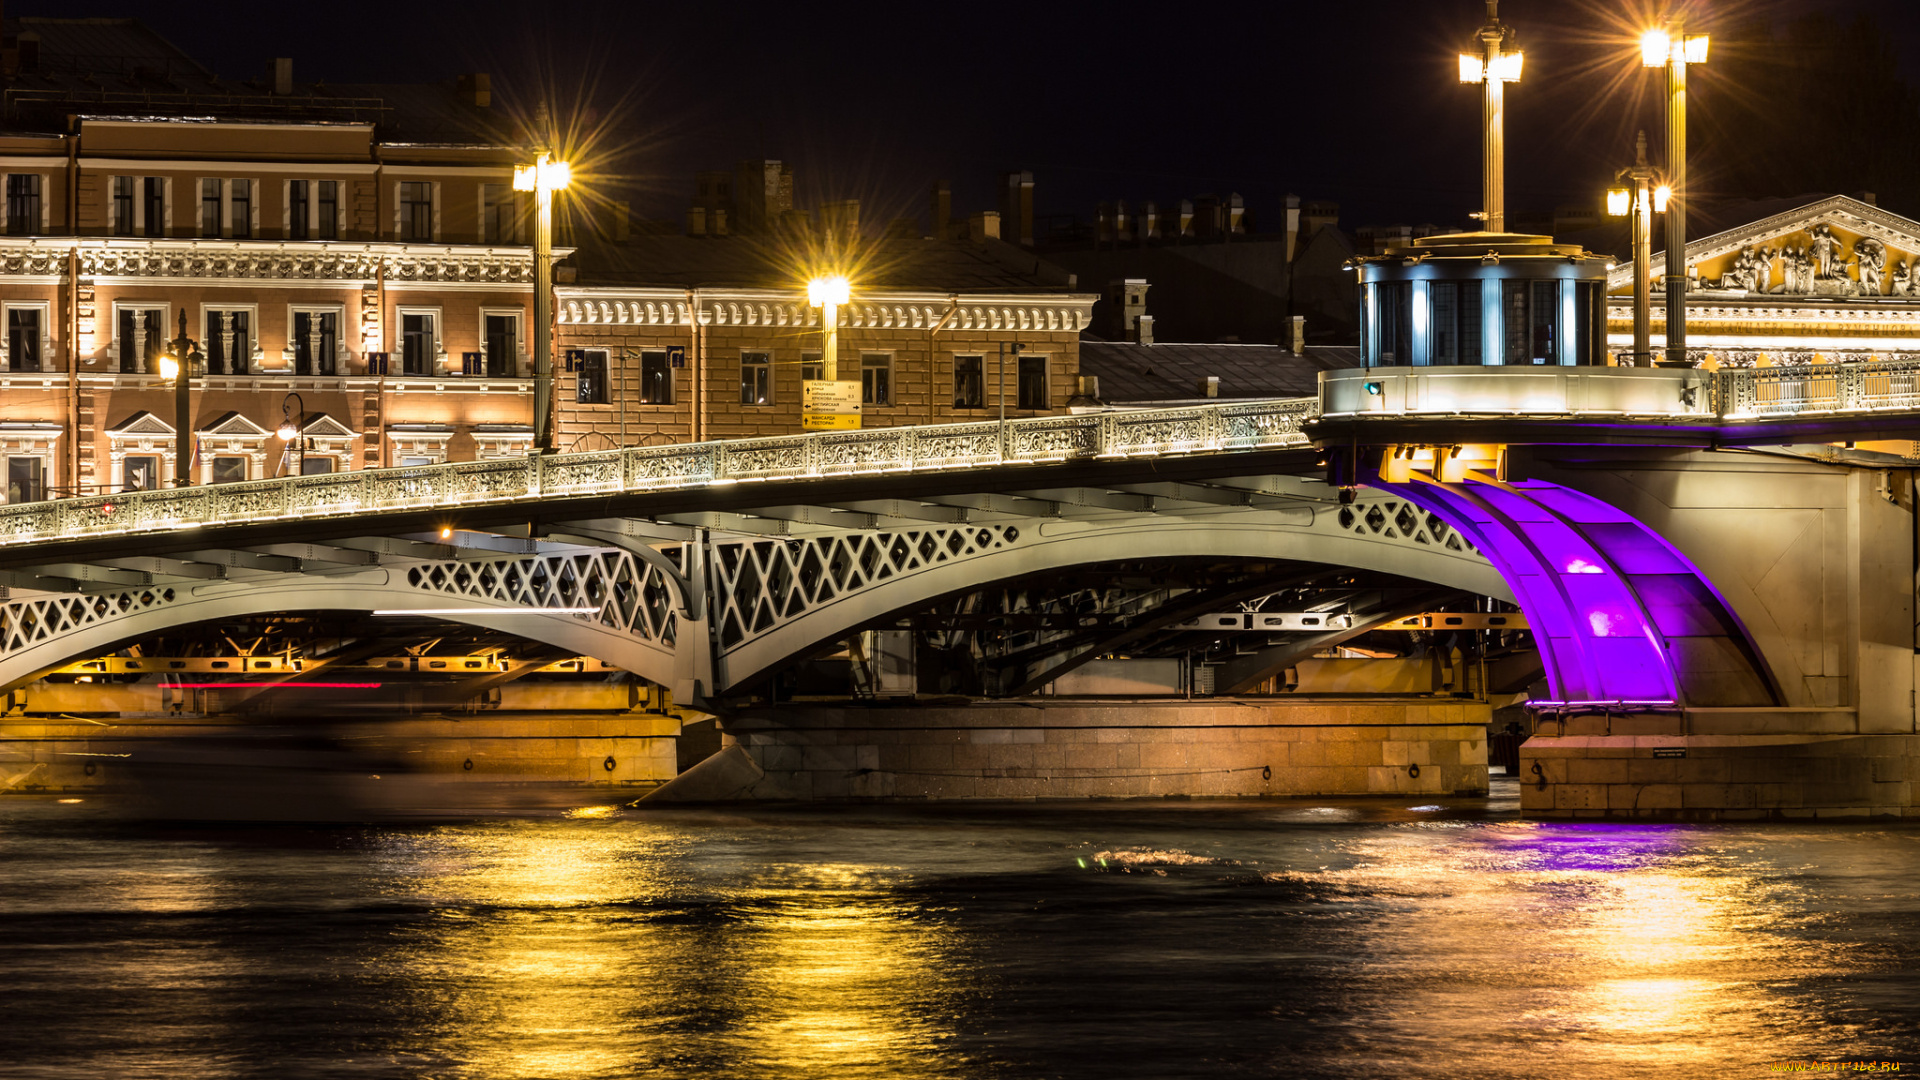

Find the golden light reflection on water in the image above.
[
  {"left": 380, "top": 827, "right": 962, "bottom": 1080},
  {"left": 1301, "top": 823, "right": 1849, "bottom": 1076}
]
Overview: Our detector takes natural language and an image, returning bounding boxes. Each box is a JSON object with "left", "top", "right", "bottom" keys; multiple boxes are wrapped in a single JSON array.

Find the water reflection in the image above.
[{"left": 1, "top": 798, "right": 1915, "bottom": 1079}]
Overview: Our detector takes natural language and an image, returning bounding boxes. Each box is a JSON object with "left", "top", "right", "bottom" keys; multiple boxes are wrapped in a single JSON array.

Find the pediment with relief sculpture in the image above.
[{"left": 1606, "top": 194, "right": 1920, "bottom": 301}]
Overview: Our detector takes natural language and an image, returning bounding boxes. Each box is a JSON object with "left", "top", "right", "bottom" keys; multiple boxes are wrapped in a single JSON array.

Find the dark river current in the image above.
[{"left": 3, "top": 779, "right": 1917, "bottom": 1079}]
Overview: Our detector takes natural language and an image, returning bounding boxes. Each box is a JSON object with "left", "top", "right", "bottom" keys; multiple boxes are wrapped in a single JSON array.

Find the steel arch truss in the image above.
[
  {"left": 1379, "top": 476, "right": 1778, "bottom": 707},
  {"left": 403, "top": 549, "right": 680, "bottom": 648}
]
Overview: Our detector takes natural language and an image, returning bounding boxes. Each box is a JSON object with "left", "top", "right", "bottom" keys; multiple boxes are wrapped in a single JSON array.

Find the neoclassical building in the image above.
[
  {"left": 1607, "top": 194, "right": 1920, "bottom": 366},
  {"left": 0, "top": 17, "right": 1094, "bottom": 501}
]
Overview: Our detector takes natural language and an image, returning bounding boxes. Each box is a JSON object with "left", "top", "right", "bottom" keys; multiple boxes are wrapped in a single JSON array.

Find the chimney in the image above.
[
  {"left": 268, "top": 57, "right": 294, "bottom": 96},
  {"left": 969, "top": 211, "right": 1000, "bottom": 242},
  {"left": 711, "top": 207, "right": 728, "bottom": 237},
  {"left": 1115, "top": 200, "right": 1132, "bottom": 244},
  {"left": 930, "top": 181, "right": 952, "bottom": 239},
  {"left": 1142, "top": 201, "right": 1161, "bottom": 241},
  {"left": 1104, "top": 279, "right": 1150, "bottom": 341},
  {"left": 1284, "top": 193, "right": 1302, "bottom": 261},
  {"left": 732, "top": 160, "right": 785, "bottom": 232},
  {"left": 686, "top": 205, "right": 707, "bottom": 237},
  {"left": 1000, "top": 170, "right": 1034, "bottom": 247},
  {"left": 1226, "top": 193, "right": 1245, "bottom": 236},
  {"left": 459, "top": 73, "right": 491, "bottom": 107},
  {"left": 1198, "top": 376, "right": 1220, "bottom": 398},
  {"left": 1291, "top": 315, "right": 1306, "bottom": 356},
  {"left": 1096, "top": 202, "right": 1113, "bottom": 246},
  {"left": 1136, "top": 315, "right": 1154, "bottom": 345},
  {"left": 1177, "top": 199, "right": 1194, "bottom": 239}
]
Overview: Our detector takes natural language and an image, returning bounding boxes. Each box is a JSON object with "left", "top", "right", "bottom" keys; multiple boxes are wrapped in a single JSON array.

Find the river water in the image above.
[{"left": 2, "top": 779, "right": 1917, "bottom": 1079}]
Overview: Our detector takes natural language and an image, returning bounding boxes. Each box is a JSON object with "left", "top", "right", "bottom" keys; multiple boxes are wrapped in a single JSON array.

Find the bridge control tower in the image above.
[{"left": 1352, "top": 233, "right": 1611, "bottom": 369}]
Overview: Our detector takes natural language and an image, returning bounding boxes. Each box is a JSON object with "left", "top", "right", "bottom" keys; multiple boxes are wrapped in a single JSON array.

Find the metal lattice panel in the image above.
[
  {"left": 403, "top": 549, "right": 678, "bottom": 646},
  {"left": 1336, "top": 499, "right": 1476, "bottom": 554},
  {"left": 0, "top": 587, "right": 181, "bottom": 658},
  {"left": 712, "top": 525, "right": 1025, "bottom": 650}
]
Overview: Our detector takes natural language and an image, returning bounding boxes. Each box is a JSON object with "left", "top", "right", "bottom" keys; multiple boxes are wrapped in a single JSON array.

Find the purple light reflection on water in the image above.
[{"left": 1490, "top": 820, "right": 1697, "bottom": 874}]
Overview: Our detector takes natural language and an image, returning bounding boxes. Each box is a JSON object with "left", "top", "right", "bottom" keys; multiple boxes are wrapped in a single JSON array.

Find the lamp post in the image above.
[
  {"left": 1643, "top": 23, "right": 1709, "bottom": 367},
  {"left": 1606, "top": 131, "right": 1665, "bottom": 366},
  {"left": 807, "top": 275, "right": 850, "bottom": 380},
  {"left": 277, "top": 392, "right": 306, "bottom": 476},
  {"left": 515, "top": 150, "right": 572, "bottom": 451},
  {"left": 156, "top": 310, "right": 200, "bottom": 488},
  {"left": 1458, "top": 0, "right": 1522, "bottom": 233}
]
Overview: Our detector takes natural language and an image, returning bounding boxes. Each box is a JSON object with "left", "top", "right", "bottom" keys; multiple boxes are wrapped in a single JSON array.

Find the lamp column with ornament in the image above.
[{"left": 156, "top": 310, "right": 202, "bottom": 487}]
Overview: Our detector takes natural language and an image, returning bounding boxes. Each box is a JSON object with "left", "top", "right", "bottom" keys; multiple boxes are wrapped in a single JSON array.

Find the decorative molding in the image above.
[{"left": 557, "top": 288, "right": 1095, "bottom": 334}]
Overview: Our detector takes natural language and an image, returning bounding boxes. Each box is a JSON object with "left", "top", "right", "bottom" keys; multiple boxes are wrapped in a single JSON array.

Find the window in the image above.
[
  {"left": 204, "top": 310, "right": 251, "bottom": 375},
  {"left": 639, "top": 350, "right": 672, "bottom": 404},
  {"left": 289, "top": 180, "right": 309, "bottom": 241},
  {"left": 1016, "top": 354, "right": 1048, "bottom": 410},
  {"left": 740, "top": 351, "right": 772, "bottom": 405},
  {"left": 300, "top": 457, "right": 333, "bottom": 475},
  {"left": 401, "top": 313, "right": 435, "bottom": 375},
  {"left": 483, "top": 312, "right": 518, "bottom": 377},
  {"left": 317, "top": 181, "right": 338, "bottom": 240},
  {"left": 200, "top": 179, "right": 221, "bottom": 237},
  {"left": 6, "top": 174, "right": 41, "bottom": 236},
  {"left": 116, "top": 307, "right": 166, "bottom": 373},
  {"left": 1503, "top": 280, "right": 1561, "bottom": 365},
  {"left": 112, "top": 176, "right": 134, "bottom": 236},
  {"left": 293, "top": 310, "right": 337, "bottom": 375},
  {"left": 7, "top": 309, "right": 39, "bottom": 372},
  {"left": 211, "top": 456, "right": 247, "bottom": 485},
  {"left": 800, "top": 352, "right": 823, "bottom": 382},
  {"left": 1430, "top": 281, "right": 1483, "bottom": 366},
  {"left": 6, "top": 456, "right": 42, "bottom": 503},
  {"left": 482, "top": 183, "right": 517, "bottom": 243},
  {"left": 400, "top": 182, "right": 434, "bottom": 242},
  {"left": 229, "top": 179, "right": 252, "bottom": 238},
  {"left": 861, "top": 353, "right": 891, "bottom": 406},
  {"left": 953, "top": 355, "right": 983, "bottom": 408},
  {"left": 123, "top": 456, "right": 160, "bottom": 492},
  {"left": 144, "top": 177, "right": 164, "bottom": 237},
  {"left": 576, "top": 348, "right": 609, "bottom": 404},
  {"left": 1371, "top": 282, "right": 1412, "bottom": 365}
]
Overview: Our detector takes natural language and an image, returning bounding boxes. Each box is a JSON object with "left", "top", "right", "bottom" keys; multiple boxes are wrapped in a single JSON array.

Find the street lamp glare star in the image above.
[
  {"left": 513, "top": 153, "right": 571, "bottom": 193},
  {"left": 807, "top": 275, "right": 851, "bottom": 308},
  {"left": 158, "top": 355, "right": 179, "bottom": 381}
]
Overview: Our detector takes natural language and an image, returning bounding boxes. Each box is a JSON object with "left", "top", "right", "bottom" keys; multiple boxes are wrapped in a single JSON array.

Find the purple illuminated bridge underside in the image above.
[{"left": 1378, "top": 476, "right": 1778, "bottom": 708}]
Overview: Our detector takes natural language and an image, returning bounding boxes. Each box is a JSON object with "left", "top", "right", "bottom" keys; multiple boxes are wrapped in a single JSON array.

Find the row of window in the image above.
[
  {"left": 1, "top": 173, "right": 524, "bottom": 243},
  {"left": 104, "top": 306, "right": 523, "bottom": 378},
  {"left": 570, "top": 350, "right": 1050, "bottom": 409},
  {"left": 1366, "top": 279, "right": 1603, "bottom": 366}
]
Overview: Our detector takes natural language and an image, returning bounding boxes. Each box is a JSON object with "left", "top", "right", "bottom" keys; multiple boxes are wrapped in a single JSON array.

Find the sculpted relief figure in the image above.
[
  {"left": 1856, "top": 238, "right": 1887, "bottom": 294},
  {"left": 1809, "top": 225, "right": 1842, "bottom": 279},
  {"left": 1774, "top": 245, "right": 1813, "bottom": 294},
  {"left": 1895, "top": 259, "right": 1917, "bottom": 297},
  {"left": 1752, "top": 246, "right": 1774, "bottom": 294}
]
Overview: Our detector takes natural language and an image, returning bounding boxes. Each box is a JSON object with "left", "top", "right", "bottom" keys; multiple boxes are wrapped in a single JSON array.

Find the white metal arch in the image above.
[
  {"left": 0, "top": 569, "right": 679, "bottom": 691},
  {"left": 711, "top": 505, "right": 1509, "bottom": 691}
]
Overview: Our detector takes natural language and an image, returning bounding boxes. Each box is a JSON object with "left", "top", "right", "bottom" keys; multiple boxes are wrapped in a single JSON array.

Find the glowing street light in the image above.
[
  {"left": 1458, "top": 0, "right": 1522, "bottom": 233},
  {"left": 277, "top": 392, "right": 306, "bottom": 475},
  {"left": 157, "top": 310, "right": 201, "bottom": 487},
  {"left": 515, "top": 150, "right": 571, "bottom": 451},
  {"left": 1606, "top": 132, "right": 1663, "bottom": 367},
  {"left": 1643, "top": 20, "right": 1709, "bottom": 367},
  {"left": 807, "top": 274, "right": 851, "bottom": 380}
]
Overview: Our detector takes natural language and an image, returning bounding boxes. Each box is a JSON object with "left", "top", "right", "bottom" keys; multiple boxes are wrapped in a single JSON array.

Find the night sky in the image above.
[{"left": 17, "top": 0, "right": 1920, "bottom": 233}]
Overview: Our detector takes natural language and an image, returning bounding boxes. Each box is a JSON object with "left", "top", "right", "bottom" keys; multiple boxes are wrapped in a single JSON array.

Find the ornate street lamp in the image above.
[
  {"left": 515, "top": 151, "right": 572, "bottom": 451},
  {"left": 277, "top": 392, "right": 306, "bottom": 475},
  {"left": 1606, "top": 132, "right": 1664, "bottom": 366},
  {"left": 806, "top": 274, "right": 851, "bottom": 380},
  {"left": 155, "top": 310, "right": 201, "bottom": 487},
  {"left": 1458, "top": 0, "right": 1522, "bottom": 233},
  {"left": 1643, "top": 23, "right": 1709, "bottom": 367}
]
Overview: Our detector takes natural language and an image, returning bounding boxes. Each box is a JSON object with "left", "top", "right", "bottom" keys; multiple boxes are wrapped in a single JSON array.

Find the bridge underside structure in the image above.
[{"left": 1, "top": 379, "right": 1918, "bottom": 816}]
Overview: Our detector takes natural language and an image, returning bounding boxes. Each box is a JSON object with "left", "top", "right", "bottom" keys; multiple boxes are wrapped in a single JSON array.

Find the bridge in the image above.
[{"left": 1, "top": 360, "right": 1916, "bottom": 817}]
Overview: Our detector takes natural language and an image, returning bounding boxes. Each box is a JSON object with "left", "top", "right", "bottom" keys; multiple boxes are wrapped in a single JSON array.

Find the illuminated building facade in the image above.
[
  {"left": 0, "top": 17, "right": 1096, "bottom": 498},
  {"left": 1605, "top": 193, "right": 1920, "bottom": 368}
]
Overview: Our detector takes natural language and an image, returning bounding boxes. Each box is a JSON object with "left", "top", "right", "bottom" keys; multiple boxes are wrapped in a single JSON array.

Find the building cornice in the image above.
[
  {"left": 0, "top": 238, "right": 566, "bottom": 287},
  {"left": 556, "top": 286, "right": 1096, "bottom": 333}
]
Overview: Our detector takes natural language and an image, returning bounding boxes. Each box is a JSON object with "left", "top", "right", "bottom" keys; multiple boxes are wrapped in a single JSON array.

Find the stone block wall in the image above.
[{"left": 653, "top": 699, "right": 1492, "bottom": 801}]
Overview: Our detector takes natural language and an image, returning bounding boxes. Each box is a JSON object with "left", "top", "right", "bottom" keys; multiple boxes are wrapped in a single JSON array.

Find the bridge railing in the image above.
[
  {"left": 1716, "top": 358, "right": 1920, "bottom": 418},
  {"left": 0, "top": 399, "right": 1318, "bottom": 547}
]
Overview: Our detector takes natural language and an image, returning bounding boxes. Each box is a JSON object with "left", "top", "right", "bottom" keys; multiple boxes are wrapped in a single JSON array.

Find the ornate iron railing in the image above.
[
  {"left": 0, "top": 400, "right": 1317, "bottom": 547},
  {"left": 1716, "top": 358, "right": 1920, "bottom": 417}
]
